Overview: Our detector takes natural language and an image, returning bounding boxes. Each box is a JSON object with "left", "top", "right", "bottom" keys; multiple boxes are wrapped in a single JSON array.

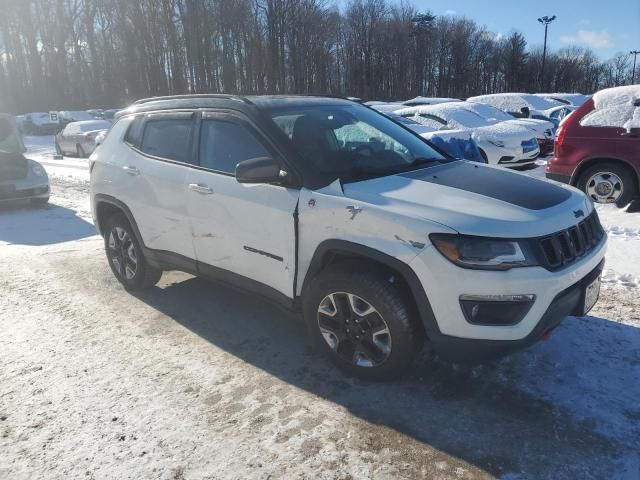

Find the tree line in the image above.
[{"left": 0, "top": 0, "right": 636, "bottom": 114}]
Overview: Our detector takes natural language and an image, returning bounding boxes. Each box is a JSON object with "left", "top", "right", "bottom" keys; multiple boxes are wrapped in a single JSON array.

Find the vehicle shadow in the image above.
[
  {"left": 135, "top": 275, "right": 639, "bottom": 479},
  {"left": 0, "top": 202, "right": 96, "bottom": 245}
]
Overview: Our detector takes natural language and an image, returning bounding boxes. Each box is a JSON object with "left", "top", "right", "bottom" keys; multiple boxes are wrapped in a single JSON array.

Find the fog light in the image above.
[{"left": 459, "top": 294, "right": 535, "bottom": 326}]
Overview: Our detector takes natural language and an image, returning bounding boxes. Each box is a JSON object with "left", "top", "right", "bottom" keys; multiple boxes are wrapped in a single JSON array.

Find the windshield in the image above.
[{"left": 268, "top": 104, "right": 449, "bottom": 185}]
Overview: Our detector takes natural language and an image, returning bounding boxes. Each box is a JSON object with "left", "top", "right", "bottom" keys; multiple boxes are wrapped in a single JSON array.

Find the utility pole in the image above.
[
  {"left": 631, "top": 50, "right": 640, "bottom": 84},
  {"left": 538, "top": 15, "right": 556, "bottom": 91}
]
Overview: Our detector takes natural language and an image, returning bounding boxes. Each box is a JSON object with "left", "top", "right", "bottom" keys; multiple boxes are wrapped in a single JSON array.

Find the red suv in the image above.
[{"left": 546, "top": 97, "right": 639, "bottom": 208}]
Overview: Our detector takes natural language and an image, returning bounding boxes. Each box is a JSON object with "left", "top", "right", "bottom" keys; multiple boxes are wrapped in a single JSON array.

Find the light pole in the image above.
[
  {"left": 538, "top": 15, "right": 556, "bottom": 91},
  {"left": 631, "top": 50, "right": 640, "bottom": 84}
]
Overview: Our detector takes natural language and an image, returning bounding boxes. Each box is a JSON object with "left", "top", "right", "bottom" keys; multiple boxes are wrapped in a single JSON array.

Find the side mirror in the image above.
[{"left": 235, "top": 157, "right": 284, "bottom": 184}]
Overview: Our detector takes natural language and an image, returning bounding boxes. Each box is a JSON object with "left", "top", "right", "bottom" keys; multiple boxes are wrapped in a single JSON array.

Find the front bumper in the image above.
[
  {"left": 409, "top": 234, "right": 607, "bottom": 361},
  {"left": 427, "top": 260, "right": 604, "bottom": 363},
  {"left": 0, "top": 182, "right": 50, "bottom": 202}
]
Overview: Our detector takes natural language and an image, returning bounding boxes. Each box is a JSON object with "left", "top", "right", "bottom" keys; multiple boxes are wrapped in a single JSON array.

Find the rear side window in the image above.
[
  {"left": 140, "top": 117, "right": 193, "bottom": 162},
  {"left": 124, "top": 116, "right": 144, "bottom": 147},
  {"left": 199, "top": 120, "right": 270, "bottom": 174}
]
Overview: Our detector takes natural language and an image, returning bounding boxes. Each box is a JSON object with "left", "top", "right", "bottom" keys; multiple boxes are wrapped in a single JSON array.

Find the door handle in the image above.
[
  {"left": 188, "top": 183, "right": 213, "bottom": 195},
  {"left": 122, "top": 165, "right": 140, "bottom": 176}
]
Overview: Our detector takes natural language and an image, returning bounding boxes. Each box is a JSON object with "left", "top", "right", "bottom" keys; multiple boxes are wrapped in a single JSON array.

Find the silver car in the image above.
[
  {"left": 55, "top": 120, "right": 111, "bottom": 158},
  {"left": 0, "top": 115, "right": 49, "bottom": 206}
]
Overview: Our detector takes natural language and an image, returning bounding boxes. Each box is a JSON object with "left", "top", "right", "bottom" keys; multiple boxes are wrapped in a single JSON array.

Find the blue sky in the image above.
[{"left": 341, "top": 0, "right": 640, "bottom": 59}]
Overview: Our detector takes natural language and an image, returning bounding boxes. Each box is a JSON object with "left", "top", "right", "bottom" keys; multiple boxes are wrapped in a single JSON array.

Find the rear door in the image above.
[
  {"left": 186, "top": 111, "right": 299, "bottom": 298},
  {"left": 122, "top": 111, "right": 197, "bottom": 260}
]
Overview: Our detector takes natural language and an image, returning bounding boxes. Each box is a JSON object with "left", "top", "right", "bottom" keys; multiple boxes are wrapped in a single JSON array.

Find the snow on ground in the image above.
[{"left": 0, "top": 136, "right": 638, "bottom": 479}]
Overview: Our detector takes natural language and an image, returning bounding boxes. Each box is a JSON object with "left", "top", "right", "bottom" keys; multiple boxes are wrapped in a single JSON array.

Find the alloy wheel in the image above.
[
  {"left": 108, "top": 227, "right": 138, "bottom": 280},
  {"left": 317, "top": 292, "right": 392, "bottom": 368},
  {"left": 586, "top": 172, "right": 623, "bottom": 203}
]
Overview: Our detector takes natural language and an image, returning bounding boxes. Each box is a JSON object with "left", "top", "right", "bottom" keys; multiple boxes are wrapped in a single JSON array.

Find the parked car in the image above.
[
  {"left": 395, "top": 102, "right": 540, "bottom": 167},
  {"left": 546, "top": 85, "right": 640, "bottom": 207},
  {"left": 23, "top": 112, "right": 61, "bottom": 135},
  {"left": 366, "top": 102, "right": 406, "bottom": 114},
  {"left": 467, "top": 93, "right": 565, "bottom": 120},
  {"left": 384, "top": 113, "right": 485, "bottom": 163},
  {"left": 463, "top": 101, "right": 556, "bottom": 155},
  {"left": 55, "top": 120, "right": 112, "bottom": 157},
  {"left": 544, "top": 105, "right": 578, "bottom": 129},
  {"left": 0, "top": 115, "right": 49, "bottom": 206},
  {"left": 102, "top": 109, "right": 120, "bottom": 121},
  {"left": 59, "top": 110, "right": 96, "bottom": 125},
  {"left": 90, "top": 95, "right": 606, "bottom": 380},
  {"left": 535, "top": 93, "right": 590, "bottom": 107},
  {"left": 86, "top": 109, "right": 105, "bottom": 119}
]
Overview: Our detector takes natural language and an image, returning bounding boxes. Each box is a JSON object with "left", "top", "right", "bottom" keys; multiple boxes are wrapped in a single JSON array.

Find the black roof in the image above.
[{"left": 116, "top": 94, "right": 355, "bottom": 119}]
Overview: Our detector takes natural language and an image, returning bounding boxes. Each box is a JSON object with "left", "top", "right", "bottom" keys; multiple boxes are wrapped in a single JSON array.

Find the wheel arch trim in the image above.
[
  {"left": 93, "top": 194, "right": 146, "bottom": 249},
  {"left": 302, "top": 239, "right": 441, "bottom": 336}
]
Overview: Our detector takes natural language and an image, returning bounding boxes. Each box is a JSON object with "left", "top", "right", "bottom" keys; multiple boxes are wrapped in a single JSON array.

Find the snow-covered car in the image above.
[
  {"left": 90, "top": 95, "right": 606, "bottom": 380},
  {"left": 395, "top": 102, "right": 540, "bottom": 167},
  {"left": 536, "top": 93, "right": 590, "bottom": 107},
  {"left": 23, "top": 112, "right": 61, "bottom": 135},
  {"left": 0, "top": 117, "right": 49, "bottom": 206},
  {"left": 547, "top": 84, "right": 640, "bottom": 207},
  {"left": 55, "top": 120, "right": 112, "bottom": 158},
  {"left": 463, "top": 102, "right": 556, "bottom": 155},
  {"left": 544, "top": 105, "right": 578, "bottom": 128},
  {"left": 467, "top": 93, "right": 565, "bottom": 120},
  {"left": 385, "top": 113, "right": 484, "bottom": 163}
]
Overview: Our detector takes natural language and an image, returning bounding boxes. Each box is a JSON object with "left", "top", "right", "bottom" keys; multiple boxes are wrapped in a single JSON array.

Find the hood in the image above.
[
  {"left": 342, "top": 161, "right": 591, "bottom": 238},
  {"left": 472, "top": 124, "right": 536, "bottom": 148}
]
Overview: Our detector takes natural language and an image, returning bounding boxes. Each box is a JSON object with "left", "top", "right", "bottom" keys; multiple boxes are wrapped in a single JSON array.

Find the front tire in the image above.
[
  {"left": 303, "top": 266, "right": 418, "bottom": 381},
  {"left": 103, "top": 213, "right": 162, "bottom": 290},
  {"left": 577, "top": 162, "right": 637, "bottom": 208}
]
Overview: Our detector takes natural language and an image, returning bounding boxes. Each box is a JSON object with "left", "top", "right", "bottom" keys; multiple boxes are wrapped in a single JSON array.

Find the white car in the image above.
[
  {"left": 55, "top": 120, "right": 112, "bottom": 157},
  {"left": 395, "top": 102, "right": 540, "bottom": 167},
  {"left": 90, "top": 95, "right": 606, "bottom": 380},
  {"left": 463, "top": 102, "right": 556, "bottom": 155}
]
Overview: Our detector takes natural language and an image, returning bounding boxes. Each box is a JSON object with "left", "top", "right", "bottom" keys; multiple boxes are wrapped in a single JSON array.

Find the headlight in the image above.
[
  {"left": 487, "top": 139, "right": 505, "bottom": 148},
  {"left": 32, "top": 163, "right": 46, "bottom": 177},
  {"left": 430, "top": 234, "right": 537, "bottom": 270}
]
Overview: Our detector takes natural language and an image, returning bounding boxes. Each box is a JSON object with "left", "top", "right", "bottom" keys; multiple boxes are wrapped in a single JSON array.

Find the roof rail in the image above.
[{"left": 132, "top": 94, "right": 246, "bottom": 106}]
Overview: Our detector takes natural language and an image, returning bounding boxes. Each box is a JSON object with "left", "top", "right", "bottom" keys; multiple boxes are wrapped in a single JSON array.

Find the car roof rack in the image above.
[{"left": 133, "top": 94, "right": 251, "bottom": 106}]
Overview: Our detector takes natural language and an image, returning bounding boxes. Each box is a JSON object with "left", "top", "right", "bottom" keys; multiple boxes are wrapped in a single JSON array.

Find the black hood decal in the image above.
[{"left": 401, "top": 162, "right": 571, "bottom": 210}]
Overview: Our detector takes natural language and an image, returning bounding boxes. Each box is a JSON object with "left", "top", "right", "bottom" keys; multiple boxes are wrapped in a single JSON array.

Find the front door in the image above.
[{"left": 186, "top": 112, "right": 299, "bottom": 298}]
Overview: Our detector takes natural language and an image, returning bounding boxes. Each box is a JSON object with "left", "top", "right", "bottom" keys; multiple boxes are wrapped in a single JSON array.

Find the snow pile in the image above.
[{"left": 581, "top": 85, "right": 640, "bottom": 131}]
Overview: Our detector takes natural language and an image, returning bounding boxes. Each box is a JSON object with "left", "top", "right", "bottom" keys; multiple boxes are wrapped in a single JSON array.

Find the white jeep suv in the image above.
[{"left": 90, "top": 95, "right": 607, "bottom": 380}]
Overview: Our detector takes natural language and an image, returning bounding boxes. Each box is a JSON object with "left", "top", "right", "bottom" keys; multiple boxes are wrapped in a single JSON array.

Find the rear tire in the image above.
[
  {"left": 303, "top": 265, "right": 418, "bottom": 381},
  {"left": 103, "top": 213, "right": 162, "bottom": 290},
  {"left": 577, "top": 162, "right": 636, "bottom": 208},
  {"left": 76, "top": 145, "right": 86, "bottom": 158},
  {"left": 55, "top": 140, "right": 62, "bottom": 156}
]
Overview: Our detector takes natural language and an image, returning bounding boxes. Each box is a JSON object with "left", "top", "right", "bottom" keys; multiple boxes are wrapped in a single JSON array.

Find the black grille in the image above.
[{"left": 537, "top": 210, "right": 604, "bottom": 270}]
